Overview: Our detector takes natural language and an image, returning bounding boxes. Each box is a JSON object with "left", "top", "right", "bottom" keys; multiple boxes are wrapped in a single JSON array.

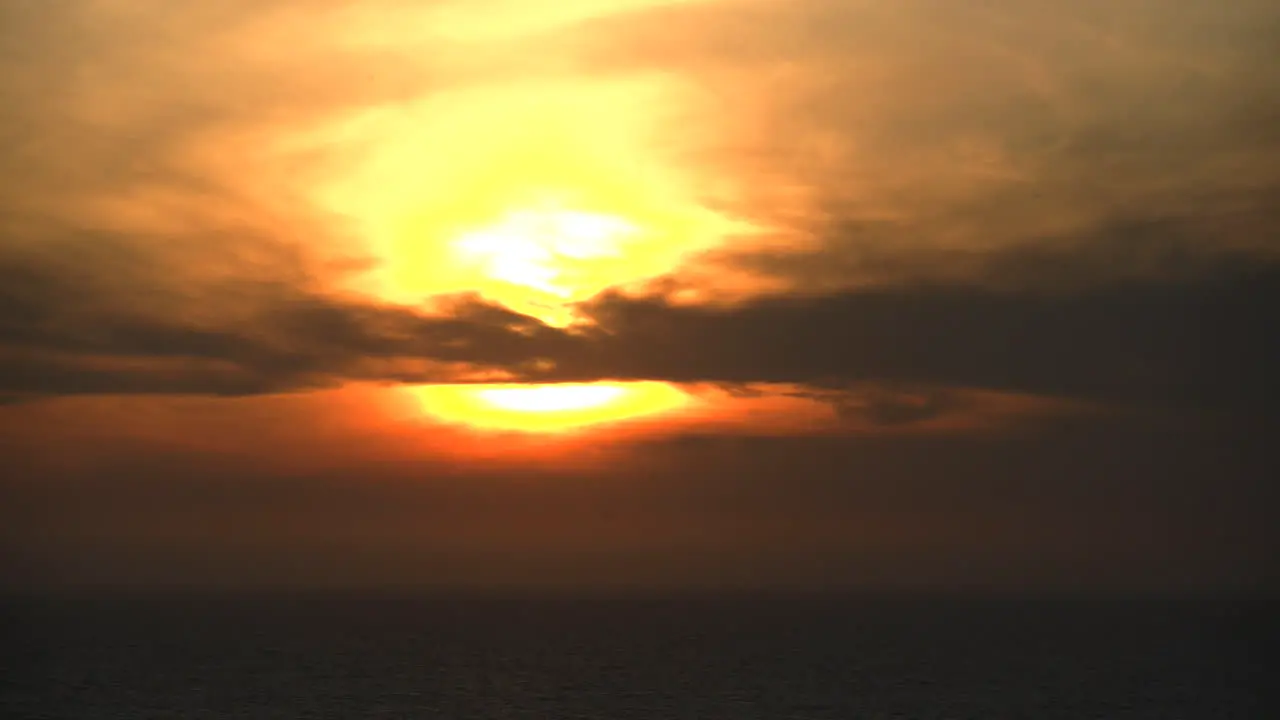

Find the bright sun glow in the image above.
[
  {"left": 321, "top": 78, "right": 746, "bottom": 319},
  {"left": 449, "top": 204, "right": 640, "bottom": 323},
  {"left": 477, "top": 384, "right": 625, "bottom": 412},
  {"left": 412, "top": 382, "right": 688, "bottom": 433},
  {"left": 408, "top": 204, "right": 696, "bottom": 433},
  {"left": 316, "top": 77, "right": 752, "bottom": 433}
]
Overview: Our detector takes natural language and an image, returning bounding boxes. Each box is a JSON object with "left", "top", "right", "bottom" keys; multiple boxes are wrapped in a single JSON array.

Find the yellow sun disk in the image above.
[
  {"left": 477, "top": 384, "right": 625, "bottom": 412},
  {"left": 449, "top": 206, "right": 638, "bottom": 316},
  {"left": 412, "top": 382, "right": 688, "bottom": 433}
]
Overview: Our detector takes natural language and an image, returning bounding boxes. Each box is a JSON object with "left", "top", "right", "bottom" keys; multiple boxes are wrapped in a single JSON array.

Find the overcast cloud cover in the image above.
[
  {"left": 3, "top": 0, "right": 1277, "bottom": 414},
  {"left": 3, "top": 0, "right": 1278, "bottom": 405},
  {"left": 1, "top": 0, "right": 1277, "bottom": 592}
]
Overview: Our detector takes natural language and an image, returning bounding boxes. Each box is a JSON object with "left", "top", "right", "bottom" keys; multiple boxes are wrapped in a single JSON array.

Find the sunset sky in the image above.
[{"left": 2, "top": 0, "right": 1276, "bottom": 595}]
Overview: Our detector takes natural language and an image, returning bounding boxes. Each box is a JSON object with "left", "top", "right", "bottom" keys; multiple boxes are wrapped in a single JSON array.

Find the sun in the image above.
[
  {"left": 477, "top": 384, "right": 625, "bottom": 412},
  {"left": 448, "top": 204, "right": 640, "bottom": 325},
  {"left": 411, "top": 382, "right": 688, "bottom": 433},
  {"left": 377, "top": 201, "right": 701, "bottom": 434},
  {"left": 363, "top": 197, "right": 718, "bottom": 433},
  {"left": 408, "top": 205, "right": 693, "bottom": 433},
  {"left": 395, "top": 203, "right": 699, "bottom": 433},
  {"left": 313, "top": 78, "right": 755, "bottom": 434}
]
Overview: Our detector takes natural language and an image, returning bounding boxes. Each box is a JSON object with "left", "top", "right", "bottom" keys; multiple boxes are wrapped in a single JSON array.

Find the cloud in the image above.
[
  {"left": 2, "top": 0, "right": 1276, "bottom": 425},
  {"left": 0, "top": 243, "right": 586, "bottom": 396},
  {"left": 563, "top": 0, "right": 1280, "bottom": 291},
  {"left": 555, "top": 258, "right": 1280, "bottom": 418},
  {"left": 0, "top": 0, "right": 594, "bottom": 397},
  {"left": 3, "top": 1, "right": 1274, "bottom": 599},
  {"left": 3, "top": 218, "right": 1277, "bottom": 422}
]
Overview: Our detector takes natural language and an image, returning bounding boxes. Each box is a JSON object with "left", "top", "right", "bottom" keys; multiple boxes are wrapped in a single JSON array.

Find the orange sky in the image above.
[{"left": 1, "top": 0, "right": 1276, "bottom": 594}]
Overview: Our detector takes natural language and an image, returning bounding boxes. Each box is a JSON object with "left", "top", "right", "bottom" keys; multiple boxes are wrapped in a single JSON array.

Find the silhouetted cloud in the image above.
[
  {"left": 554, "top": 258, "right": 1280, "bottom": 418},
  {"left": 4, "top": 230, "right": 1277, "bottom": 421},
  {"left": 0, "top": 246, "right": 586, "bottom": 396}
]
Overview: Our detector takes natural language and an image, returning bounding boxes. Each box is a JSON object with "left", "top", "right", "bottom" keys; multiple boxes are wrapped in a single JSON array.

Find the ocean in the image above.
[{"left": 2, "top": 594, "right": 1266, "bottom": 718}]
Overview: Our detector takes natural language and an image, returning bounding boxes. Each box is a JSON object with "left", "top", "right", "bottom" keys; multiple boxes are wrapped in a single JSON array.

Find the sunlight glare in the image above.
[
  {"left": 452, "top": 206, "right": 638, "bottom": 307},
  {"left": 314, "top": 75, "right": 753, "bottom": 433},
  {"left": 412, "top": 382, "right": 688, "bottom": 433},
  {"left": 477, "top": 384, "right": 625, "bottom": 412}
]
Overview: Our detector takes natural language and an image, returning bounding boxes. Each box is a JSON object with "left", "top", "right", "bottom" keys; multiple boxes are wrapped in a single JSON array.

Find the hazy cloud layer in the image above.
[
  {"left": 5, "top": 238, "right": 1276, "bottom": 421},
  {"left": 582, "top": 0, "right": 1280, "bottom": 290},
  {"left": 2, "top": 0, "right": 1277, "bottom": 419},
  {"left": 0, "top": 245, "right": 576, "bottom": 396},
  {"left": 563, "top": 260, "right": 1280, "bottom": 418}
]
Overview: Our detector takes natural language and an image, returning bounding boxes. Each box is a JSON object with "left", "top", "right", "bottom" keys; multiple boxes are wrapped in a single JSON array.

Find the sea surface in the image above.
[{"left": 2, "top": 593, "right": 1267, "bottom": 719}]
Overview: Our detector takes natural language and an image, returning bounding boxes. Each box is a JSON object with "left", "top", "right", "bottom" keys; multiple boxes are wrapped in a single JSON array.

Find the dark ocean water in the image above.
[{"left": 2, "top": 594, "right": 1267, "bottom": 719}]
